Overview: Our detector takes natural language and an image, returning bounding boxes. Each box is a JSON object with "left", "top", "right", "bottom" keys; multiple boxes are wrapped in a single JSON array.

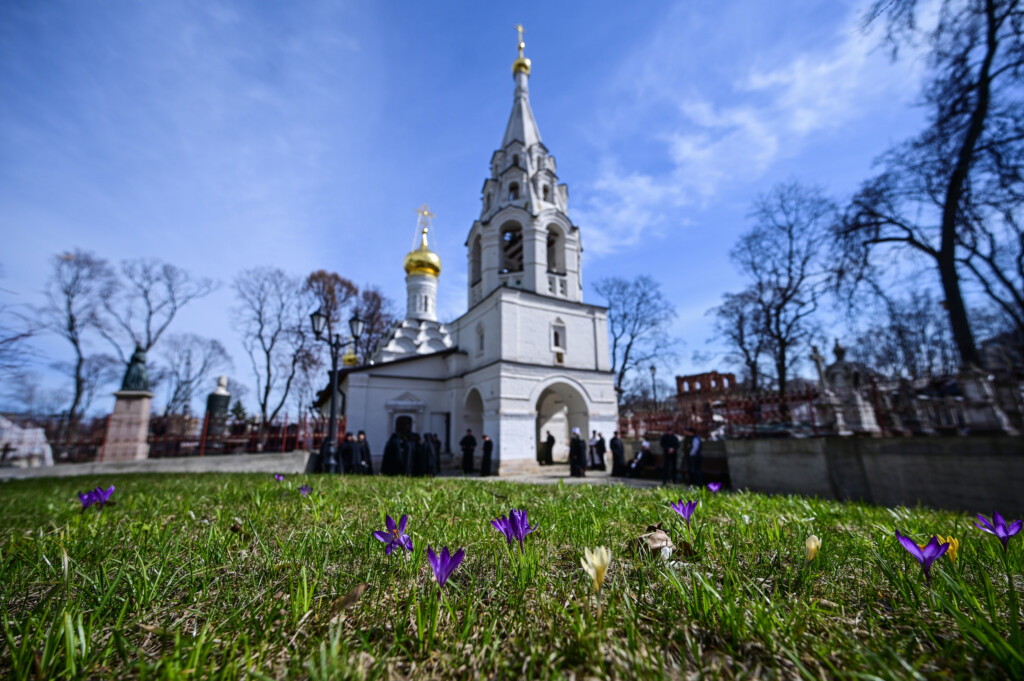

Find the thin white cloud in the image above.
[{"left": 575, "top": 2, "right": 932, "bottom": 256}]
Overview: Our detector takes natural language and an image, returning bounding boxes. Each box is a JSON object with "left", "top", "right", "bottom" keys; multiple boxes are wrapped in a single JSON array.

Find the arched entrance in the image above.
[
  {"left": 464, "top": 388, "right": 484, "bottom": 443},
  {"left": 536, "top": 382, "right": 588, "bottom": 461}
]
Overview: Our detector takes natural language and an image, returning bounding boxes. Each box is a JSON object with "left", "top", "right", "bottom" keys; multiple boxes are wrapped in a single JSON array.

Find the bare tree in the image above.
[
  {"left": 304, "top": 270, "right": 358, "bottom": 363},
  {"left": 99, "top": 259, "right": 216, "bottom": 363},
  {"left": 733, "top": 182, "right": 833, "bottom": 398},
  {"left": 708, "top": 287, "right": 768, "bottom": 391},
  {"left": 40, "top": 250, "right": 116, "bottom": 426},
  {"left": 594, "top": 275, "right": 678, "bottom": 399},
  {"left": 157, "top": 333, "right": 232, "bottom": 415},
  {"left": 0, "top": 304, "right": 34, "bottom": 379},
  {"left": 0, "top": 371, "right": 69, "bottom": 417},
  {"left": 352, "top": 285, "right": 397, "bottom": 363},
  {"left": 233, "top": 267, "right": 316, "bottom": 431},
  {"left": 848, "top": 289, "right": 960, "bottom": 379},
  {"left": 836, "top": 0, "right": 1024, "bottom": 367}
]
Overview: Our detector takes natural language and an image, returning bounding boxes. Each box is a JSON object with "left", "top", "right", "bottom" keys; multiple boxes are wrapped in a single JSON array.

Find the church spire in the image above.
[{"left": 503, "top": 24, "right": 542, "bottom": 149}]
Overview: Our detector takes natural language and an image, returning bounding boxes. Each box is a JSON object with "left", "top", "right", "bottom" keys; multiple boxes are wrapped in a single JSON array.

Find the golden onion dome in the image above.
[
  {"left": 403, "top": 227, "right": 442, "bottom": 277},
  {"left": 513, "top": 54, "right": 531, "bottom": 75}
]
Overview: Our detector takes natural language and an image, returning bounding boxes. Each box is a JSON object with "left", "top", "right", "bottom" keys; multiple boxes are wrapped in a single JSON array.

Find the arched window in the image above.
[
  {"left": 423, "top": 295, "right": 429, "bottom": 312},
  {"left": 476, "top": 324, "right": 485, "bottom": 354},
  {"left": 509, "top": 182, "right": 520, "bottom": 201},
  {"left": 483, "top": 192, "right": 490, "bottom": 212},
  {"left": 542, "top": 185, "right": 550, "bottom": 202},
  {"left": 512, "top": 154, "right": 520, "bottom": 168},
  {"left": 500, "top": 224, "right": 523, "bottom": 273},
  {"left": 471, "top": 236, "right": 482, "bottom": 284},
  {"left": 552, "top": 319, "right": 566, "bottom": 350},
  {"left": 546, "top": 225, "right": 566, "bottom": 274}
]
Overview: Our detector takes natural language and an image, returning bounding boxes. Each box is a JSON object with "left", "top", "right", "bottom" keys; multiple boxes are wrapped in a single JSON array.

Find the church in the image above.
[{"left": 336, "top": 30, "right": 619, "bottom": 473}]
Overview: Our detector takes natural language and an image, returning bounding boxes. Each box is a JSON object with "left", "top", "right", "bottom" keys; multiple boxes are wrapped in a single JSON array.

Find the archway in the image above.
[{"left": 535, "top": 382, "right": 588, "bottom": 462}]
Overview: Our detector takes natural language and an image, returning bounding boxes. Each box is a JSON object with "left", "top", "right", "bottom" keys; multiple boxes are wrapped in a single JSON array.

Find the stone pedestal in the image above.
[{"left": 99, "top": 390, "right": 153, "bottom": 461}]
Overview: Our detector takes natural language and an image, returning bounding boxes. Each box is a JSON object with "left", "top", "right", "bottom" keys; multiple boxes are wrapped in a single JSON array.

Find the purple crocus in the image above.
[
  {"left": 707, "top": 482, "right": 722, "bottom": 495},
  {"left": 670, "top": 498, "right": 699, "bottom": 539},
  {"left": 77, "top": 490, "right": 97, "bottom": 510},
  {"left": 91, "top": 485, "right": 115, "bottom": 509},
  {"left": 373, "top": 514, "right": 413, "bottom": 555},
  {"left": 427, "top": 546, "right": 465, "bottom": 589},
  {"left": 274, "top": 474, "right": 285, "bottom": 483},
  {"left": 973, "top": 512, "right": 1022, "bottom": 553},
  {"left": 491, "top": 508, "right": 538, "bottom": 552},
  {"left": 896, "top": 531, "right": 949, "bottom": 584},
  {"left": 299, "top": 484, "right": 312, "bottom": 497}
]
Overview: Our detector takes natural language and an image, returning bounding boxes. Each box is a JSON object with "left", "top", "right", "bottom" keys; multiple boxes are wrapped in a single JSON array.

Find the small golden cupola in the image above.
[
  {"left": 512, "top": 23, "right": 531, "bottom": 75},
  {"left": 403, "top": 205, "right": 442, "bottom": 278}
]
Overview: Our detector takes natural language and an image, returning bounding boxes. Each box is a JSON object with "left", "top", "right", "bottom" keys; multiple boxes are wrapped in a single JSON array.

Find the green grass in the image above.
[{"left": 1, "top": 474, "right": 1021, "bottom": 679}]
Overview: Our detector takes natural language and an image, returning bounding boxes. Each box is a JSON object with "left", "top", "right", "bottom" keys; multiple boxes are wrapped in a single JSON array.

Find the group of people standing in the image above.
[
  {"left": 626, "top": 426, "right": 703, "bottom": 485},
  {"left": 558, "top": 425, "right": 703, "bottom": 485},
  {"left": 338, "top": 430, "right": 374, "bottom": 474},
  {"left": 459, "top": 429, "right": 496, "bottom": 476},
  {"left": 565, "top": 429, "right": 628, "bottom": 477},
  {"left": 380, "top": 428, "right": 445, "bottom": 476}
]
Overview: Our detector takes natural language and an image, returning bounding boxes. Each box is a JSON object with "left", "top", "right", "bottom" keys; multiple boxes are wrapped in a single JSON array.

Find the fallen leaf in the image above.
[{"left": 329, "top": 582, "right": 368, "bottom": 623}]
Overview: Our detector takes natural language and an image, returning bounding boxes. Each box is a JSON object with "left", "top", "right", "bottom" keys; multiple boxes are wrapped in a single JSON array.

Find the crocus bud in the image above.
[{"left": 805, "top": 535, "right": 821, "bottom": 562}]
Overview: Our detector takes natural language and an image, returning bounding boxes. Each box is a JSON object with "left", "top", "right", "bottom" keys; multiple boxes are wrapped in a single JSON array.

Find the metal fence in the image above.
[{"left": 37, "top": 412, "right": 341, "bottom": 464}]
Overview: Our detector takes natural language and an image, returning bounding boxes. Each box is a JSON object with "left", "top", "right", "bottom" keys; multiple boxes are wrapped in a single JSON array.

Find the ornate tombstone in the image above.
[
  {"left": 958, "top": 367, "right": 1018, "bottom": 435},
  {"left": 812, "top": 341, "right": 881, "bottom": 436},
  {"left": 99, "top": 346, "right": 154, "bottom": 461},
  {"left": 205, "top": 376, "right": 231, "bottom": 440},
  {"left": 810, "top": 344, "right": 851, "bottom": 436}
]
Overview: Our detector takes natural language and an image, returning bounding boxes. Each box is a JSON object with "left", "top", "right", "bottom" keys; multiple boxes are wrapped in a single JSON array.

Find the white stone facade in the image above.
[{"left": 337, "top": 42, "right": 618, "bottom": 473}]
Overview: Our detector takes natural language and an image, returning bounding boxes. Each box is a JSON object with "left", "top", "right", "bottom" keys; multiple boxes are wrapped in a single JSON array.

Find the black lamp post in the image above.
[
  {"left": 650, "top": 364, "right": 658, "bottom": 410},
  {"left": 310, "top": 308, "right": 365, "bottom": 473}
]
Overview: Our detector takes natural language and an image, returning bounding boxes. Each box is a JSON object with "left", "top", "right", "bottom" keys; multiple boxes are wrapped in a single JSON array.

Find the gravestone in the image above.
[{"left": 99, "top": 346, "right": 153, "bottom": 461}]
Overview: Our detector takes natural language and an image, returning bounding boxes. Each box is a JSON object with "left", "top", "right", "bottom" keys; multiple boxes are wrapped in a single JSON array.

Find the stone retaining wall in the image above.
[{"left": 724, "top": 436, "right": 1024, "bottom": 515}]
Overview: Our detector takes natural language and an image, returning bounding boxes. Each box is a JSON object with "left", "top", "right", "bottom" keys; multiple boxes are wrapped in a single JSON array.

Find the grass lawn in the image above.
[{"left": 1, "top": 473, "right": 1022, "bottom": 679}]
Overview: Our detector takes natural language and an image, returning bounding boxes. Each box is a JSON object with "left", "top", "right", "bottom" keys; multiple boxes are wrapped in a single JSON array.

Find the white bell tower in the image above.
[{"left": 465, "top": 25, "right": 583, "bottom": 309}]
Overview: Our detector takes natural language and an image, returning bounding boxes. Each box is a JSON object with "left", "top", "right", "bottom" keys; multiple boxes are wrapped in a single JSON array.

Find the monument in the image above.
[
  {"left": 205, "top": 375, "right": 231, "bottom": 440},
  {"left": 99, "top": 346, "right": 154, "bottom": 461}
]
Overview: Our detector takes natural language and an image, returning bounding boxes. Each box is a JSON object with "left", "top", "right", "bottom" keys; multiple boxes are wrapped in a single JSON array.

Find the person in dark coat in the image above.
[
  {"left": 660, "top": 427, "right": 680, "bottom": 485},
  {"left": 609, "top": 431, "right": 626, "bottom": 476},
  {"left": 381, "top": 430, "right": 415, "bottom": 476},
  {"left": 408, "top": 433, "right": 427, "bottom": 477},
  {"left": 480, "top": 435, "right": 494, "bottom": 476},
  {"left": 459, "top": 429, "right": 477, "bottom": 475},
  {"left": 628, "top": 440, "right": 652, "bottom": 477},
  {"left": 683, "top": 427, "right": 704, "bottom": 485},
  {"left": 569, "top": 427, "right": 587, "bottom": 477},
  {"left": 356, "top": 430, "right": 373, "bottom": 475},
  {"left": 543, "top": 430, "right": 555, "bottom": 465},
  {"left": 429, "top": 433, "right": 442, "bottom": 475},
  {"left": 339, "top": 433, "right": 356, "bottom": 473},
  {"left": 595, "top": 433, "right": 607, "bottom": 471}
]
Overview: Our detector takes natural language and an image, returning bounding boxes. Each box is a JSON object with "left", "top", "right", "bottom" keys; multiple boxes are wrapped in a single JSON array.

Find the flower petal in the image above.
[
  {"left": 993, "top": 511, "right": 1006, "bottom": 530},
  {"left": 385, "top": 515, "right": 396, "bottom": 532},
  {"left": 896, "top": 531, "right": 925, "bottom": 562},
  {"left": 1006, "top": 520, "right": 1022, "bottom": 538},
  {"left": 975, "top": 514, "right": 996, "bottom": 532},
  {"left": 398, "top": 514, "right": 408, "bottom": 534},
  {"left": 373, "top": 531, "right": 391, "bottom": 543}
]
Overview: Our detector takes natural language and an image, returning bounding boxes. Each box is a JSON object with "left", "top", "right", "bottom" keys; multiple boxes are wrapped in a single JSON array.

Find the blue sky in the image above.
[{"left": 1, "top": 0, "right": 933, "bottom": 414}]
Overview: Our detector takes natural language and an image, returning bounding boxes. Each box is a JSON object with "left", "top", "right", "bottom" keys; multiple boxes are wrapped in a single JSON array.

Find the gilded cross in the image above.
[
  {"left": 515, "top": 24, "right": 525, "bottom": 56},
  {"left": 415, "top": 203, "right": 435, "bottom": 232}
]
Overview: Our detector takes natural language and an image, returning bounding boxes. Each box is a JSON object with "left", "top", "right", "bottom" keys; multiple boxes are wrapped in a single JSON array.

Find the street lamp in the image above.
[
  {"left": 650, "top": 365, "right": 657, "bottom": 410},
  {"left": 310, "top": 308, "right": 364, "bottom": 473}
]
